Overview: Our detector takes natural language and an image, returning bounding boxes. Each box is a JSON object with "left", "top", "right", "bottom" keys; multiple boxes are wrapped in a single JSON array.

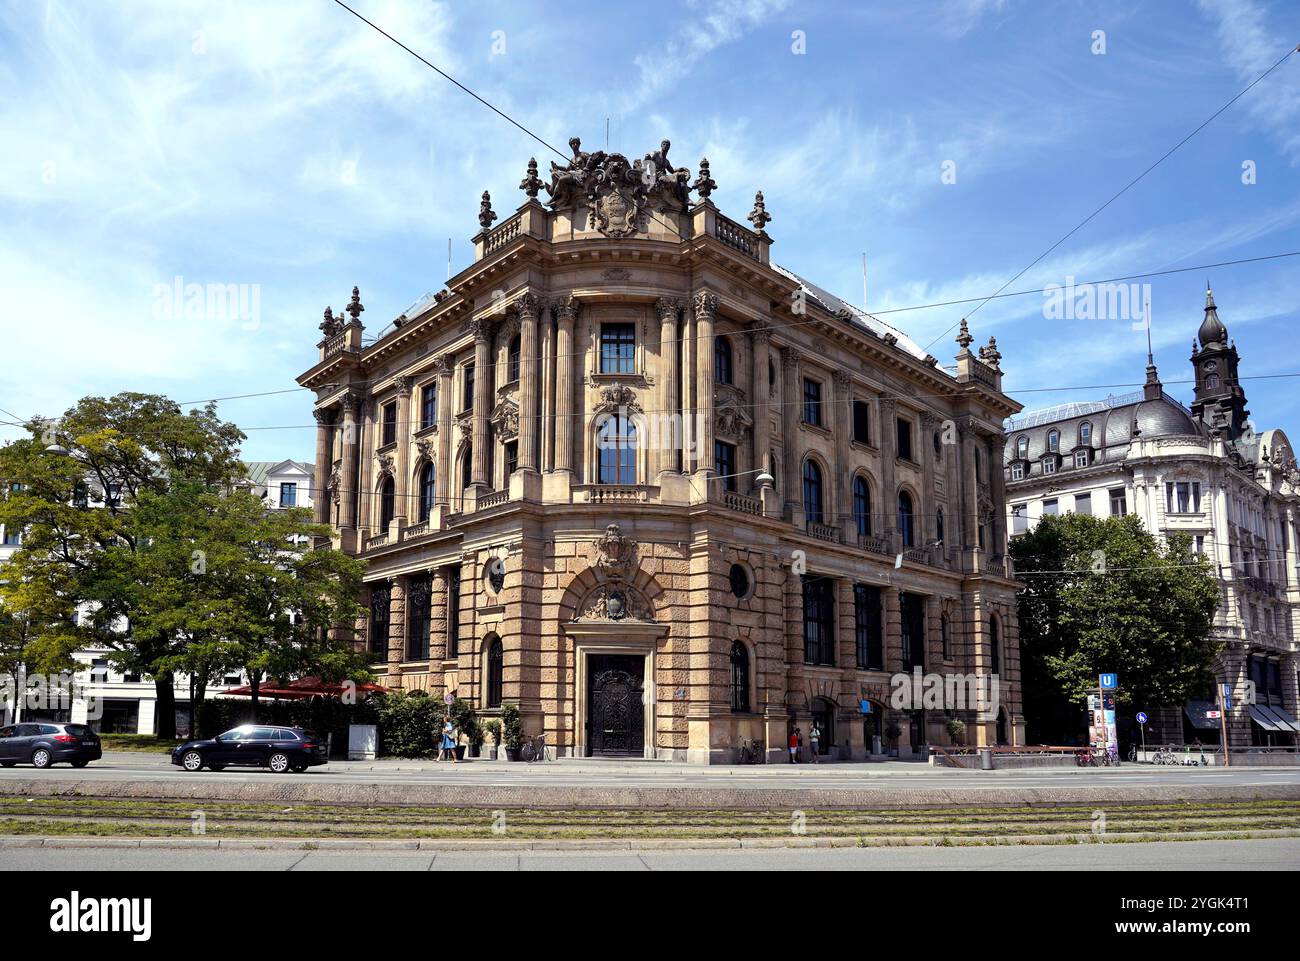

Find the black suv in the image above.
[
  {"left": 171, "top": 725, "right": 327, "bottom": 773},
  {"left": 0, "top": 722, "right": 102, "bottom": 769}
]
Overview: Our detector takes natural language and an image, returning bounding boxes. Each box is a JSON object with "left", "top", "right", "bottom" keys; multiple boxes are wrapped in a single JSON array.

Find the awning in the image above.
[
  {"left": 1248, "top": 705, "right": 1283, "bottom": 731},
  {"left": 1255, "top": 705, "right": 1299, "bottom": 734},
  {"left": 1184, "top": 700, "right": 1218, "bottom": 730},
  {"left": 219, "top": 676, "right": 388, "bottom": 701}
]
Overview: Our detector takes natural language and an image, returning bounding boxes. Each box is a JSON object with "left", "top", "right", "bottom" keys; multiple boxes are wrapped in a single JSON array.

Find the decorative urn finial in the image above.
[
  {"left": 478, "top": 190, "right": 497, "bottom": 229},
  {"left": 955, "top": 318, "right": 973, "bottom": 351},
  {"left": 747, "top": 190, "right": 771, "bottom": 234},
  {"left": 345, "top": 287, "right": 365, "bottom": 324},
  {"left": 692, "top": 158, "right": 717, "bottom": 200},
  {"left": 520, "top": 158, "right": 542, "bottom": 199}
]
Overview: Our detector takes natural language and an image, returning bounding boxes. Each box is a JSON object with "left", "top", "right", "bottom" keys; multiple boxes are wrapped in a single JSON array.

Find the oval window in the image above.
[{"left": 729, "top": 563, "right": 751, "bottom": 599}]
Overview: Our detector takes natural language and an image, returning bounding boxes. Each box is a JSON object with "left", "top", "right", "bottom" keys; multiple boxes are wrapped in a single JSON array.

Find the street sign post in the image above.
[
  {"left": 1135, "top": 711, "right": 1148, "bottom": 758},
  {"left": 1218, "top": 682, "right": 1232, "bottom": 767},
  {"left": 1098, "top": 674, "right": 1119, "bottom": 763}
]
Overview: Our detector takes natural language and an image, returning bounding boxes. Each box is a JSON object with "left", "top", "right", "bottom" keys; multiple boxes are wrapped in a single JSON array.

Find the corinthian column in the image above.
[
  {"left": 517, "top": 292, "right": 541, "bottom": 473},
  {"left": 780, "top": 346, "right": 801, "bottom": 518},
  {"left": 312, "top": 407, "right": 334, "bottom": 524},
  {"left": 540, "top": 303, "right": 556, "bottom": 472},
  {"left": 750, "top": 322, "right": 771, "bottom": 494},
  {"left": 655, "top": 297, "right": 682, "bottom": 480},
  {"left": 469, "top": 316, "right": 493, "bottom": 489},
  {"left": 393, "top": 376, "right": 414, "bottom": 526},
  {"left": 434, "top": 356, "right": 454, "bottom": 507},
  {"left": 553, "top": 296, "right": 577, "bottom": 475},
  {"left": 339, "top": 392, "right": 361, "bottom": 529},
  {"left": 693, "top": 290, "right": 718, "bottom": 477}
]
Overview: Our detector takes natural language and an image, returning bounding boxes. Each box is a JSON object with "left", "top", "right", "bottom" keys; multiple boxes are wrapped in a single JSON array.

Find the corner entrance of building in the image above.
[{"left": 586, "top": 654, "right": 645, "bottom": 757}]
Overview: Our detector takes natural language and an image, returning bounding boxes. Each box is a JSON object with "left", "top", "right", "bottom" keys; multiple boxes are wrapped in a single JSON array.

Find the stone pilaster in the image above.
[
  {"left": 780, "top": 346, "right": 801, "bottom": 521},
  {"left": 750, "top": 321, "right": 772, "bottom": 495},
  {"left": 434, "top": 356, "right": 454, "bottom": 510},
  {"left": 469, "top": 316, "right": 493, "bottom": 489},
  {"left": 693, "top": 291, "right": 718, "bottom": 478},
  {"left": 393, "top": 376, "right": 414, "bottom": 527},
  {"left": 540, "top": 303, "right": 556, "bottom": 472},
  {"left": 553, "top": 296, "right": 577, "bottom": 476},
  {"left": 655, "top": 297, "right": 682, "bottom": 480},
  {"left": 517, "top": 292, "right": 541, "bottom": 472},
  {"left": 878, "top": 397, "right": 897, "bottom": 542}
]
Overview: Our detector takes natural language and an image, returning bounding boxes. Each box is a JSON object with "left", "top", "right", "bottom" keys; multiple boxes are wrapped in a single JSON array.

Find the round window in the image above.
[
  {"left": 485, "top": 558, "right": 505, "bottom": 594},
  {"left": 728, "top": 563, "right": 751, "bottom": 599}
]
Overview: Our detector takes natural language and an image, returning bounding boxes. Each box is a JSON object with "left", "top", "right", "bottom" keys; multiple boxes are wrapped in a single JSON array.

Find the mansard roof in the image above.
[{"left": 1004, "top": 389, "right": 1202, "bottom": 465}]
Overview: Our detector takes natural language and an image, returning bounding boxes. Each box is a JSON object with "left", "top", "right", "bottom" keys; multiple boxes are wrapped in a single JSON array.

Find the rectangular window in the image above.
[
  {"left": 899, "top": 592, "right": 926, "bottom": 671},
  {"left": 1010, "top": 463, "right": 1024, "bottom": 480},
  {"left": 597, "top": 414, "right": 637, "bottom": 485},
  {"left": 1075, "top": 492, "right": 1092, "bottom": 515},
  {"left": 1109, "top": 487, "right": 1127, "bottom": 517},
  {"left": 369, "top": 585, "right": 390, "bottom": 661},
  {"left": 896, "top": 418, "right": 913, "bottom": 461},
  {"left": 2, "top": 526, "right": 18, "bottom": 546},
  {"left": 90, "top": 659, "right": 109, "bottom": 683},
  {"left": 1042, "top": 457, "right": 1056, "bottom": 475},
  {"left": 421, "top": 384, "right": 437, "bottom": 430},
  {"left": 446, "top": 567, "right": 462, "bottom": 658},
  {"left": 504, "top": 441, "right": 518, "bottom": 479},
  {"left": 279, "top": 483, "right": 297, "bottom": 508},
  {"left": 407, "top": 574, "right": 432, "bottom": 661},
  {"left": 1012, "top": 504, "right": 1029, "bottom": 534},
  {"left": 852, "top": 400, "right": 871, "bottom": 444},
  {"left": 105, "top": 483, "right": 122, "bottom": 507},
  {"left": 801, "top": 575, "right": 835, "bottom": 666},
  {"left": 1192, "top": 481, "right": 1201, "bottom": 512},
  {"left": 802, "top": 378, "right": 823, "bottom": 427},
  {"left": 854, "top": 584, "right": 883, "bottom": 670},
  {"left": 600, "top": 323, "right": 636, "bottom": 374},
  {"left": 463, "top": 363, "right": 475, "bottom": 411},
  {"left": 381, "top": 401, "right": 397, "bottom": 447},
  {"left": 1042, "top": 498, "right": 1058, "bottom": 517},
  {"left": 715, "top": 441, "right": 737, "bottom": 492},
  {"left": 1074, "top": 449, "right": 1089, "bottom": 468}
]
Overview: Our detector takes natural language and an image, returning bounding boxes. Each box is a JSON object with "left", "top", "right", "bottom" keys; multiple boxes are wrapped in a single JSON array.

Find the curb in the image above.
[
  {"left": 1, "top": 829, "right": 1295, "bottom": 853},
  {"left": 2, "top": 778, "right": 1299, "bottom": 810}
]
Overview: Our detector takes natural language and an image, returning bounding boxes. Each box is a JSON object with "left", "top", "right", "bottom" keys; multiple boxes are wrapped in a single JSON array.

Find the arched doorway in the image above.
[
  {"left": 811, "top": 697, "right": 835, "bottom": 756},
  {"left": 862, "top": 701, "right": 884, "bottom": 755},
  {"left": 997, "top": 707, "right": 1009, "bottom": 746}
]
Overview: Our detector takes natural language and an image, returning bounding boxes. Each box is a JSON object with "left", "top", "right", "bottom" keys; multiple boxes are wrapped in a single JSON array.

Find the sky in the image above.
[{"left": 1, "top": 0, "right": 1298, "bottom": 461}]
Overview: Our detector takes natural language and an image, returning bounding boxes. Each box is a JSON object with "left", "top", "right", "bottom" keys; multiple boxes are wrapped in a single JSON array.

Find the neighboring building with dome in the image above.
[{"left": 1004, "top": 287, "right": 1300, "bottom": 749}]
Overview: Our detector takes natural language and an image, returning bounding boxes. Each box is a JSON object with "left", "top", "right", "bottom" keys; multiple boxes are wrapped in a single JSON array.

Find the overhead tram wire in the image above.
[{"left": 922, "top": 40, "right": 1300, "bottom": 353}]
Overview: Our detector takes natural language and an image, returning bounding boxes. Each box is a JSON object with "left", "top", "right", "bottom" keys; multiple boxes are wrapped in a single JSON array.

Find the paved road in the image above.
[
  {"left": 2, "top": 752, "right": 1297, "bottom": 791},
  {"left": 2, "top": 838, "right": 1296, "bottom": 870}
]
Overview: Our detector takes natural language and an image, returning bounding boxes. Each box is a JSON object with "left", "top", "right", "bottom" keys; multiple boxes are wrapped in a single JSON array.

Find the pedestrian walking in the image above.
[
  {"left": 788, "top": 728, "right": 798, "bottom": 764},
  {"left": 439, "top": 714, "right": 458, "bottom": 763}
]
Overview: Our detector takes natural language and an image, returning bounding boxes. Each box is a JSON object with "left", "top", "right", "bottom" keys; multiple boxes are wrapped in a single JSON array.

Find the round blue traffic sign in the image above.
[{"left": 1136, "top": 711, "right": 1148, "bottom": 725}]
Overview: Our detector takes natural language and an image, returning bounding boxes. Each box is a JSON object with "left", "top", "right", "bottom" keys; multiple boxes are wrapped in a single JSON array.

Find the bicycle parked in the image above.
[
  {"left": 520, "top": 733, "right": 549, "bottom": 762},
  {"left": 737, "top": 738, "right": 765, "bottom": 765}
]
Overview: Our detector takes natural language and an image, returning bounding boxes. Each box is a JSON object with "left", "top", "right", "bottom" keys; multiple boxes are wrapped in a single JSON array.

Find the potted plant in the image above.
[
  {"left": 884, "top": 720, "right": 902, "bottom": 758},
  {"left": 501, "top": 703, "right": 524, "bottom": 761},
  {"left": 945, "top": 718, "right": 966, "bottom": 747},
  {"left": 483, "top": 719, "right": 502, "bottom": 760}
]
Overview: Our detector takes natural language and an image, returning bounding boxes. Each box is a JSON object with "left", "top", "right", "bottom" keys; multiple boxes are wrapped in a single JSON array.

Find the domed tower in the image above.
[{"left": 1190, "top": 284, "right": 1247, "bottom": 439}]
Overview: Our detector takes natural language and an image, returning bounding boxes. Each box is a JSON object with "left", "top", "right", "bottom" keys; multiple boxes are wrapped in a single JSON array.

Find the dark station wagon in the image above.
[{"left": 171, "top": 724, "right": 327, "bottom": 774}]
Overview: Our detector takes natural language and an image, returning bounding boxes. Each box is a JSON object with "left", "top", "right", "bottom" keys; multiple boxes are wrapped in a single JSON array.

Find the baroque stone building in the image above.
[
  {"left": 298, "top": 139, "right": 1024, "bottom": 762},
  {"left": 1004, "top": 288, "right": 1300, "bottom": 748}
]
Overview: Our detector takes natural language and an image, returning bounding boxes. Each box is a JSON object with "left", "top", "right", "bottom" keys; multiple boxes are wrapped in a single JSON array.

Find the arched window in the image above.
[
  {"left": 936, "top": 507, "right": 945, "bottom": 545},
  {"left": 418, "top": 462, "right": 436, "bottom": 522},
  {"left": 898, "top": 490, "right": 915, "bottom": 547},
  {"left": 852, "top": 476, "right": 871, "bottom": 536},
  {"left": 1079, "top": 421, "right": 1092, "bottom": 446},
  {"left": 596, "top": 413, "right": 637, "bottom": 485},
  {"left": 460, "top": 444, "right": 473, "bottom": 494},
  {"left": 486, "top": 636, "right": 503, "bottom": 708},
  {"left": 730, "top": 640, "right": 750, "bottom": 713},
  {"left": 714, "top": 337, "right": 733, "bottom": 385},
  {"left": 1016, "top": 435, "right": 1029, "bottom": 459},
  {"left": 802, "top": 459, "right": 824, "bottom": 525},
  {"left": 940, "top": 611, "right": 951, "bottom": 659},
  {"left": 507, "top": 334, "right": 521, "bottom": 383},
  {"left": 379, "top": 476, "right": 395, "bottom": 529},
  {"left": 1047, "top": 429, "right": 1060, "bottom": 453},
  {"left": 990, "top": 615, "right": 1001, "bottom": 675}
]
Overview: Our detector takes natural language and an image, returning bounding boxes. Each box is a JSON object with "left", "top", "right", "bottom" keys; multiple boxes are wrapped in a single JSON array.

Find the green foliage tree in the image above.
[{"left": 1010, "top": 513, "right": 1220, "bottom": 743}]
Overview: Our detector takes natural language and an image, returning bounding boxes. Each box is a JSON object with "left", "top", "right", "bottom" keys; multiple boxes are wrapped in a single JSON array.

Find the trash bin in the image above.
[{"left": 979, "top": 748, "right": 993, "bottom": 770}]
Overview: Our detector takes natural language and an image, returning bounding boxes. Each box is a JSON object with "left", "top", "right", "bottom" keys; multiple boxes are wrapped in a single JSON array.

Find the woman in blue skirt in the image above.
[{"left": 439, "top": 715, "right": 458, "bottom": 763}]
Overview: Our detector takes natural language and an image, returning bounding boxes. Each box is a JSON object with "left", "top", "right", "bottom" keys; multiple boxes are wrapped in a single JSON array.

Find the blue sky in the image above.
[{"left": 1, "top": 0, "right": 1298, "bottom": 461}]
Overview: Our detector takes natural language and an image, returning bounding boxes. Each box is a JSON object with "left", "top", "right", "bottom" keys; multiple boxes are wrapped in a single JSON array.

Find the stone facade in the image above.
[
  {"left": 1004, "top": 288, "right": 1300, "bottom": 748},
  {"left": 298, "top": 140, "right": 1025, "bottom": 763}
]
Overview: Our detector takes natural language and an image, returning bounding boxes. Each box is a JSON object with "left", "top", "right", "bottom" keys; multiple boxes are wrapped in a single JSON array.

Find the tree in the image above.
[
  {"left": 1010, "top": 513, "right": 1220, "bottom": 744},
  {"left": 0, "top": 394, "right": 244, "bottom": 737}
]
